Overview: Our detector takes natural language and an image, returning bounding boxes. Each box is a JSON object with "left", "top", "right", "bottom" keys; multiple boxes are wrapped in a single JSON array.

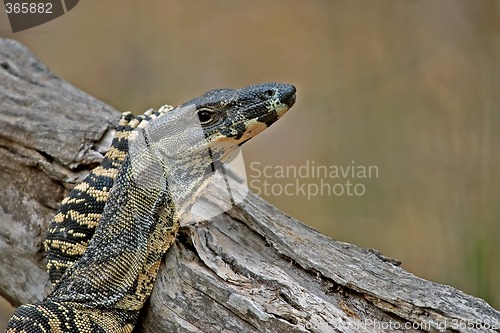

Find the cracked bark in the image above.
[{"left": 0, "top": 38, "right": 499, "bottom": 333}]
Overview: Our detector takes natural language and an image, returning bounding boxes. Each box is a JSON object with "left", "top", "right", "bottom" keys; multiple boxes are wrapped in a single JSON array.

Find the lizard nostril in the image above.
[{"left": 262, "top": 89, "right": 275, "bottom": 99}]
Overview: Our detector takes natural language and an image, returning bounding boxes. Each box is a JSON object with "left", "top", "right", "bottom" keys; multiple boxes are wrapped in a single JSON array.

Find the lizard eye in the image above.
[{"left": 196, "top": 109, "right": 215, "bottom": 125}]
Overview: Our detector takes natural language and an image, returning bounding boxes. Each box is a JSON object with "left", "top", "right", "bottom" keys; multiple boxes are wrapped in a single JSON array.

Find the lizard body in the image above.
[
  {"left": 45, "top": 107, "right": 173, "bottom": 287},
  {"left": 6, "top": 83, "right": 296, "bottom": 333}
]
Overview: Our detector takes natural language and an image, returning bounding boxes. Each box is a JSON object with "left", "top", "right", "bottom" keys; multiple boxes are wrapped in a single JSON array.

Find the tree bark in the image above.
[{"left": 0, "top": 38, "right": 498, "bottom": 333}]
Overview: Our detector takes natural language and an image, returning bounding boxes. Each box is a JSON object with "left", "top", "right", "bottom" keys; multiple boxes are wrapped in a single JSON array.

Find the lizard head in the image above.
[
  {"left": 141, "top": 83, "right": 295, "bottom": 163},
  {"left": 187, "top": 82, "right": 296, "bottom": 138},
  {"left": 182, "top": 82, "right": 296, "bottom": 162},
  {"left": 129, "top": 83, "right": 295, "bottom": 209}
]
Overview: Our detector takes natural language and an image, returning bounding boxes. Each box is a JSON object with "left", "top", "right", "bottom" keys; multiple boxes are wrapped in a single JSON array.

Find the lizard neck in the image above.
[{"left": 47, "top": 129, "right": 225, "bottom": 311}]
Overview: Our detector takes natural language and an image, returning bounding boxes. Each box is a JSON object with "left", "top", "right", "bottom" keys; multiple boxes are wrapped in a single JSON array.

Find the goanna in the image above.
[{"left": 6, "top": 83, "right": 296, "bottom": 333}]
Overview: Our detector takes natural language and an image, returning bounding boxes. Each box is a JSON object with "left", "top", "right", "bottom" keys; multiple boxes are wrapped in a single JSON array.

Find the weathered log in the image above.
[{"left": 0, "top": 38, "right": 498, "bottom": 333}]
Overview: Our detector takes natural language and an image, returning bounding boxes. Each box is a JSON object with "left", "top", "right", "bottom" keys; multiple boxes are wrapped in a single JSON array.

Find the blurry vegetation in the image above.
[{"left": 0, "top": 0, "right": 498, "bottom": 328}]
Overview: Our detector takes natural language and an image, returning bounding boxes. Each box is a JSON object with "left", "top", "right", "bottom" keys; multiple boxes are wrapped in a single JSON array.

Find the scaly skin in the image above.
[
  {"left": 6, "top": 83, "right": 296, "bottom": 333},
  {"left": 45, "top": 106, "right": 174, "bottom": 287}
]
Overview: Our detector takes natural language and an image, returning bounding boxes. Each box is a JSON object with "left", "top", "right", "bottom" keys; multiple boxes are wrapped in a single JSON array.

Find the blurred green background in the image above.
[{"left": 1, "top": 0, "right": 499, "bottom": 328}]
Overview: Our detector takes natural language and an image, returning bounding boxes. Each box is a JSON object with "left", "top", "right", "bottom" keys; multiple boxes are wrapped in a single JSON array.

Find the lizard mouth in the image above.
[
  {"left": 281, "top": 85, "right": 296, "bottom": 108},
  {"left": 268, "top": 83, "right": 295, "bottom": 119}
]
